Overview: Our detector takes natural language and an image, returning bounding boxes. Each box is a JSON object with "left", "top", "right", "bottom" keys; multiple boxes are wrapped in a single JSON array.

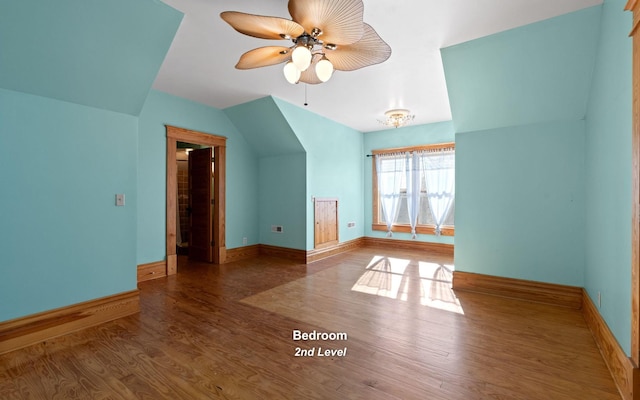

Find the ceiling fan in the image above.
[{"left": 220, "top": 0, "right": 391, "bottom": 85}]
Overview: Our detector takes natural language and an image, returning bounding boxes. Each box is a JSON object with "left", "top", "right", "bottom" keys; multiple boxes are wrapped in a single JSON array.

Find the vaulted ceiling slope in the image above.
[
  {"left": 224, "top": 94, "right": 364, "bottom": 159},
  {"left": 155, "top": 0, "right": 602, "bottom": 132},
  {"left": 0, "top": 0, "right": 182, "bottom": 116},
  {"left": 441, "top": 5, "right": 602, "bottom": 133},
  {"left": 224, "top": 96, "right": 305, "bottom": 157}
]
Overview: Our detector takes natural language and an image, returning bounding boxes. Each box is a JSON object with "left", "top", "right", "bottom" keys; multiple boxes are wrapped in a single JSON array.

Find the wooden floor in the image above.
[{"left": 0, "top": 246, "right": 621, "bottom": 399}]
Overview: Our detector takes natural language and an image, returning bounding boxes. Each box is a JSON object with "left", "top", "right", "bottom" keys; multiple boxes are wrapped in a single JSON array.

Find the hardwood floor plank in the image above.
[{"left": 0, "top": 247, "right": 621, "bottom": 399}]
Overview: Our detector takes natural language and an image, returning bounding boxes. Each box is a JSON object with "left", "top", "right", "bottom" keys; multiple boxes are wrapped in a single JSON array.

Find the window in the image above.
[{"left": 372, "top": 143, "right": 455, "bottom": 237}]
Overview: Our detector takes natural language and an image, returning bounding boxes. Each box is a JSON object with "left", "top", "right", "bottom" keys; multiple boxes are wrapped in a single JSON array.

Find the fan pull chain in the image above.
[{"left": 304, "top": 84, "right": 308, "bottom": 107}]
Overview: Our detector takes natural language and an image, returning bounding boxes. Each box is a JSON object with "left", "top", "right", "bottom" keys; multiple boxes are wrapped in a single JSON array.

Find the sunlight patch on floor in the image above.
[{"left": 351, "top": 256, "right": 464, "bottom": 314}]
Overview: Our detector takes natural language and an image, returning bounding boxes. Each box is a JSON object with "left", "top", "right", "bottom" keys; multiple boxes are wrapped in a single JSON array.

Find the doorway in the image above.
[
  {"left": 166, "top": 125, "right": 227, "bottom": 275},
  {"left": 176, "top": 144, "right": 214, "bottom": 263}
]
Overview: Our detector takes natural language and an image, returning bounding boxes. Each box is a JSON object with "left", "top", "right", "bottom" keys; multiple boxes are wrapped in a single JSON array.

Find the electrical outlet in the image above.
[
  {"left": 271, "top": 225, "right": 283, "bottom": 233},
  {"left": 347, "top": 221, "right": 356, "bottom": 228},
  {"left": 598, "top": 291, "right": 601, "bottom": 308},
  {"left": 243, "top": 237, "right": 247, "bottom": 245}
]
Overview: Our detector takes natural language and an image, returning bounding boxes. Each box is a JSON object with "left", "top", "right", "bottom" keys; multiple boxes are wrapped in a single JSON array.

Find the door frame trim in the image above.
[
  {"left": 626, "top": 0, "right": 640, "bottom": 370},
  {"left": 166, "top": 125, "right": 227, "bottom": 273}
]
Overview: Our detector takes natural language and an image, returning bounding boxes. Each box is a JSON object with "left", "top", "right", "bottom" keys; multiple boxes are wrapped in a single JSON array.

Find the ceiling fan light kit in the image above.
[
  {"left": 315, "top": 56, "right": 334, "bottom": 82},
  {"left": 220, "top": 0, "right": 391, "bottom": 85},
  {"left": 291, "top": 45, "right": 313, "bottom": 71},
  {"left": 283, "top": 61, "right": 302, "bottom": 84}
]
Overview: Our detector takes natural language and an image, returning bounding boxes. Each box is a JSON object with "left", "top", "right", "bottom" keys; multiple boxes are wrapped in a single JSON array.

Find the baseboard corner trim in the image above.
[
  {"left": 137, "top": 260, "right": 167, "bottom": 283},
  {"left": 225, "top": 244, "right": 261, "bottom": 263},
  {"left": 259, "top": 244, "right": 307, "bottom": 263},
  {"left": 307, "top": 237, "right": 366, "bottom": 263},
  {"left": 582, "top": 289, "right": 636, "bottom": 400}
]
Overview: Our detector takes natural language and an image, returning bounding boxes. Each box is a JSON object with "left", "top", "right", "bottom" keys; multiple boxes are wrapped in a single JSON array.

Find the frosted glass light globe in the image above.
[
  {"left": 283, "top": 61, "right": 301, "bottom": 84},
  {"left": 291, "top": 46, "right": 312, "bottom": 71},
  {"left": 315, "top": 57, "right": 334, "bottom": 82}
]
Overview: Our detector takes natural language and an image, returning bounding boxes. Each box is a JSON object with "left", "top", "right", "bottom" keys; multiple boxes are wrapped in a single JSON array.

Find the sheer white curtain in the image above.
[
  {"left": 375, "top": 153, "right": 407, "bottom": 236},
  {"left": 406, "top": 152, "right": 421, "bottom": 239},
  {"left": 421, "top": 149, "right": 455, "bottom": 235}
]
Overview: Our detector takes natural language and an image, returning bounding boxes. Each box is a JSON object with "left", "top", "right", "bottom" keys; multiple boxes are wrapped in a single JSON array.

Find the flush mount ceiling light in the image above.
[
  {"left": 378, "top": 109, "right": 415, "bottom": 128},
  {"left": 220, "top": 0, "right": 391, "bottom": 85}
]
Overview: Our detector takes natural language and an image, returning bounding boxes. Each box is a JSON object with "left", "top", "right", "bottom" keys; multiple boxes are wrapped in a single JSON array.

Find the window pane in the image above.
[
  {"left": 418, "top": 194, "right": 435, "bottom": 225},
  {"left": 376, "top": 149, "right": 455, "bottom": 230},
  {"left": 444, "top": 200, "right": 455, "bottom": 226},
  {"left": 379, "top": 158, "right": 406, "bottom": 188},
  {"left": 395, "top": 192, "right": 409, "bottom": 224},
  {"left": 383, "top": 198, "right": 455, "bottom": 226}
]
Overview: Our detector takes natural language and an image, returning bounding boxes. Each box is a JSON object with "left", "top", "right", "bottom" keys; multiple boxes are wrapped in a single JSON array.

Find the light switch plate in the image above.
[{"left": 115, "top": 194, "right": 125, "bottom": 206}]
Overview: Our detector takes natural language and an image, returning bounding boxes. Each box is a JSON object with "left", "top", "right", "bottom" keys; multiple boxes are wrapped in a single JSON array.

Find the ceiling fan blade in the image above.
[
  {"left": 235, "top": 46, "right": 292, "bottom": 70},
  {"left": 298, "top": 55, "right": 323, "bottom": 84},
  {"left": 288, "top": 0, "right": 364, "bottom": 45},
  {"left": 324, "top": 24, "right": 391, "bottom": 71},
  {"left": 220, "top": 11, "right": 304, "bottom": 40}
]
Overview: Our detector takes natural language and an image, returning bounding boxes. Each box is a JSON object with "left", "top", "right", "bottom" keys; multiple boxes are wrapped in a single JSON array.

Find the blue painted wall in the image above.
[
  {"left": 225, "top": 97, "right": 308, "bottom": 250},
  {"left": 274, "top": 98, "right": 365, "bottom": 250},
  {"left": 444, "top": 1, "right": 633, "bottom": 355},
  {"left": 0, "top": 0, "right": 634, "bottom": 363},
  {"left": 137, "top": 90, "right": 259, "bottom": 264},
  {"left": 0, "top": 0, "right": 182, "bottom": 116},
  {"left": 363, "top": 122, "right": 456, "bottom": 244},
  {"left": 442, "top": 6, "right": 601, "bottom": 132},
  {"left": 0, "top": 88, "right": 138, "bottom": 321},
  {"left": 442, "top": 6, "right": 602, "bottom": 280},
  {"left": 584, "top": 0, "right": 632, "bottom": 355},
  {"left": 226, "top": 96, "right": 365, "bottom": 251},
  {"left": 224, "top": 97, "right": 305, "bottom": 157},
  {"left": 455, "top": 120, "right": 586, "bottom": 286},
  {"left": 225, "top": 97, "right": 310, "bottom": 250},
  {"left": 258, "top": 153, "right": 307, "bottom": 249}
]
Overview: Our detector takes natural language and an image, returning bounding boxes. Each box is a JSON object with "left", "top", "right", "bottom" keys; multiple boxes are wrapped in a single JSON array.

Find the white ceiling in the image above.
[{"left": 153, "top": 0, "right": 603, "bottom": 133}]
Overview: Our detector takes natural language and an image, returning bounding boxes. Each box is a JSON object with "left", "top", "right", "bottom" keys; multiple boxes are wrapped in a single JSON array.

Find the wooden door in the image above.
[
  {"left": 189, "top": 147, "right": 213, "bottom": 262},
  {"left": 314, "top": 198, "right": 339, "bottom": 249}
]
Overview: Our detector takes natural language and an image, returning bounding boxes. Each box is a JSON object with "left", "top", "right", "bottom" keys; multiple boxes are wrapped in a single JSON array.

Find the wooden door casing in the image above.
[{"left": 166, "top": 125, "right": 226, "bottom": 273}]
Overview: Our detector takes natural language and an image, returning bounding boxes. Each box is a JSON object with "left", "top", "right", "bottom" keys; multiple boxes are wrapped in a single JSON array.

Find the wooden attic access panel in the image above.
[{"left": 314, "top": 198, "right": 339, "bottom": 249}]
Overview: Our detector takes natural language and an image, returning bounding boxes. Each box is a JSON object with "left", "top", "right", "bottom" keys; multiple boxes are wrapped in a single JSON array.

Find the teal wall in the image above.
[
  {"left": 137, "top": 90, "right": 259, "bottom": 264},
  {"left": 258, "top": 153, "right": 307, "bottom": 249},
  {"left": 226, "top": 96, "right": 365, "bottom": 251},
  {"left": 225, "top": 97, "right": 308, "bottom": 250},
  {"left": 0, "top": 88, "right": 138, "bottom": 321},
  {"left": 224, "top": 97, "right": 305, "bottom": 157},
  {"left": 274, "top": 98, "right": 365, "bottom": 250},
  {"left": 0, "top": 0, "right": 182, "bottom": 116},
  {"left": 0, "top": 0, "right": 635, "bottom": 360},
  {"left": 224, "top": 96, "right": 309, "bottom": 250},
  {"left": 584, "top": 0, "right": 632, "bottom": 355},
  {"left": 442, "top": 5, "right": 601, "bottom": 280},
  {"left": 363, "top": 121, "right": 456, "bottom": 244},
  {"left": 444, "top": 1, "right": 633, "bottom": 355},
  {"left": 455, "top": 120, "right": 586, "bottom": 286},
  {"left": 442, "top": 6, "right": 601, "bottom": 132}
]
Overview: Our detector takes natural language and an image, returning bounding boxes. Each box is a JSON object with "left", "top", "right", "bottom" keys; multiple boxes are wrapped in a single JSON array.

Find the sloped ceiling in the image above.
[
  {"left": 224, "top": 96, "right": 305, "bottom": 157},
  {"left": 0, "top": 0, "right": 183, "bottom": 116},
  {"left": 441, "top": 6, "right": 602, "bottom": 133},
  {"left": 155, "top": 0, "right": 602, "bottom": 132}
]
